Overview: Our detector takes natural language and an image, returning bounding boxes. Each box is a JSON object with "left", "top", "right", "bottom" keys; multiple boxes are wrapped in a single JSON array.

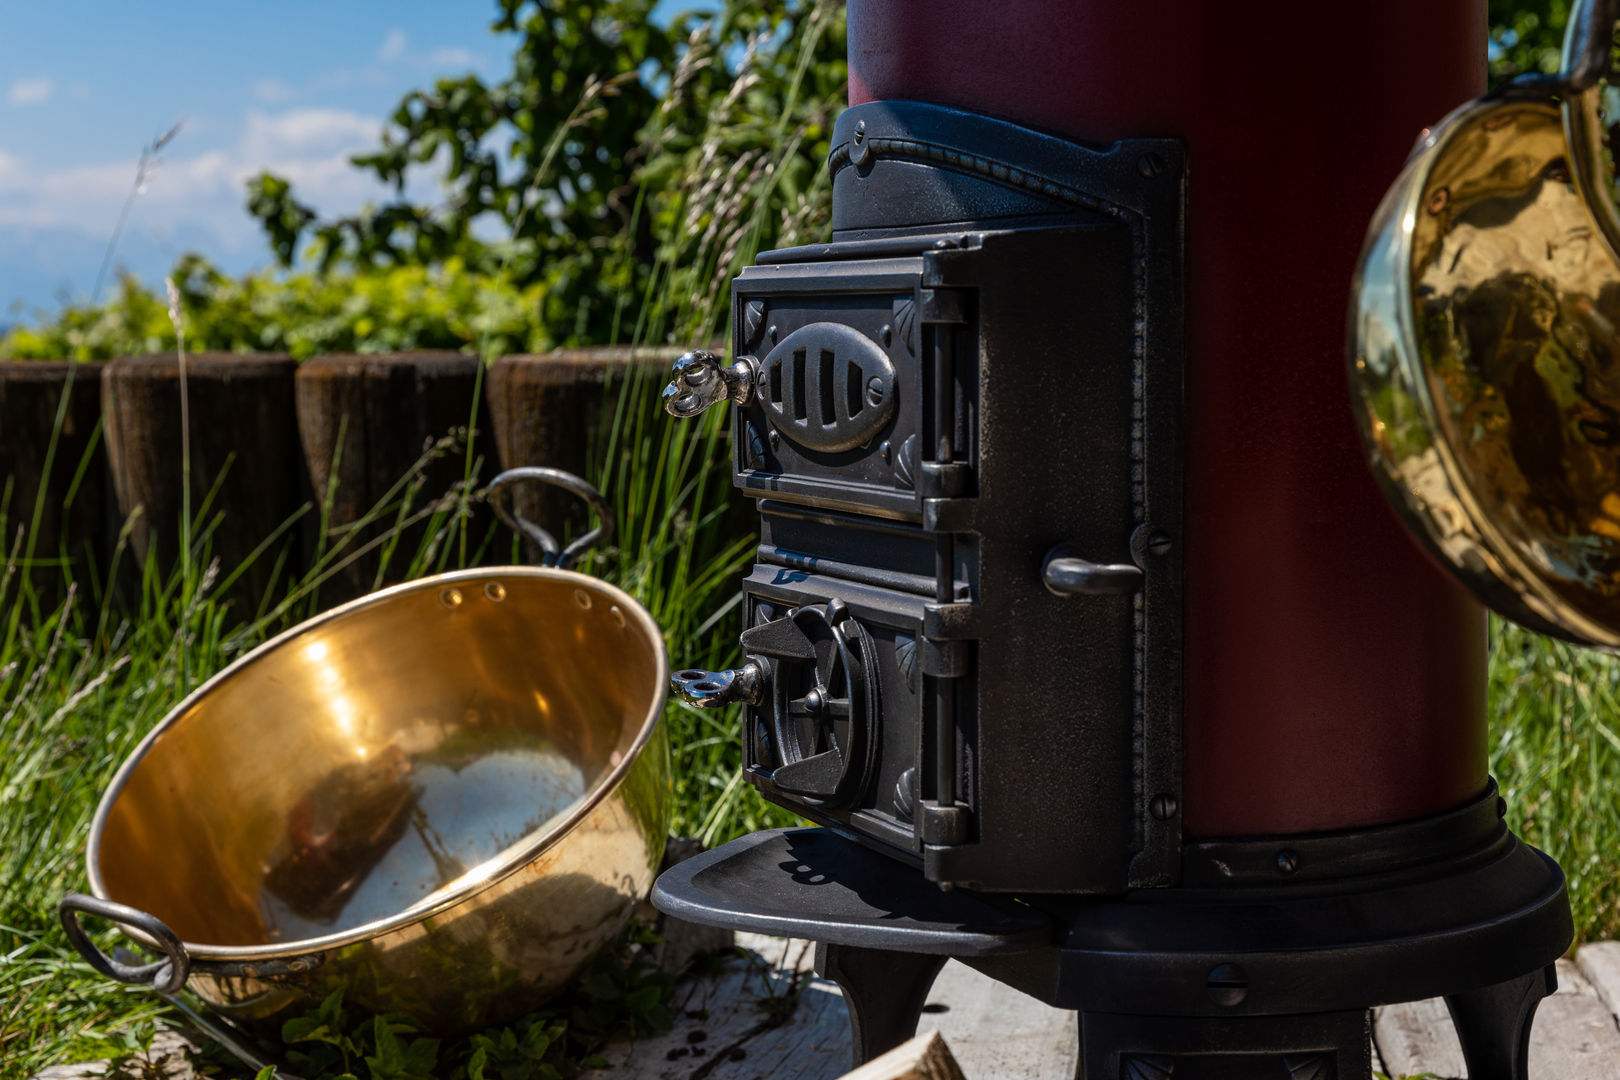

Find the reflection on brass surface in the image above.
[
  {"left": 1349, "top": 97, "right": 1620, "bottom": 646},
  {"left": 84, "top": 566, "right": 671, "bottom": 1033}
]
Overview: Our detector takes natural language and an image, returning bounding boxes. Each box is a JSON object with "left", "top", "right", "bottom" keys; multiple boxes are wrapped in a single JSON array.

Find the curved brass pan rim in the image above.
[{"left": 81, "top": 563, "right": 670, "bottom": 962}]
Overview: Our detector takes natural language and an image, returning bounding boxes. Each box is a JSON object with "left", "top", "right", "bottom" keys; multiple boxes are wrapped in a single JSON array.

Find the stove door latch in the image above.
[
  {"left": 662, "top": 349, "right": 756, "bottom": 418},
  {"left": 1041, "top": 544, "right": 1144, "bottom": 596},
  {"left": 670, "top": 661, "right": 768, "bottom": 709}
]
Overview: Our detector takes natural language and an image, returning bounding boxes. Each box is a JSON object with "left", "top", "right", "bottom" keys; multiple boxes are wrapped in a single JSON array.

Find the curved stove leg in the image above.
[
  {"left": 1443, "top": 964, "right": 1557, "bottom": 1080},
  {"left": 816, "top": 942, "right": 948, "bottom": 1067}
]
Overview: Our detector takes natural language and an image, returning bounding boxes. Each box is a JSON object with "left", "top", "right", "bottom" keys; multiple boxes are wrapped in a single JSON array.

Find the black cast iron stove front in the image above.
[{"left": 653, "top": 100, "right": 1573, "bottom": 1078}]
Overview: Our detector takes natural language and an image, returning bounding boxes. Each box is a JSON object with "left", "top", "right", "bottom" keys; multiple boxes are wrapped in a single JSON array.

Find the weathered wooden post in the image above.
[
  {"left": 487, "top": 348, "right": 663, "bottom": 561},
  {"left": 102, "top": 353, "right": 301, "bottom": 609},
  {"left": 295, "top": 351, "right": 492, "bottom": 602},
  {"left": 0, "top": 361, "right": 116, "bottom": 607}
]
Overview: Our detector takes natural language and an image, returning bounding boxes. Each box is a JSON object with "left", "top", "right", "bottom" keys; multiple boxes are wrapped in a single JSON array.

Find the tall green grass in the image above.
[{"left": 1490, "top": 619, "right": 1620, "bottom": 944}]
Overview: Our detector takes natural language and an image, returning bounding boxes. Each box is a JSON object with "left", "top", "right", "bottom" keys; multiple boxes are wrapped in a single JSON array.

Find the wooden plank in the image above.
[
  {"left": 836, "top": 1031, "right": 964, "bottom": 1080},
  {"left": 584, "top": 935, "right": 1082, "bottom": 1080},
  {"left": 580, "top": 932, "right": 849, "bottom": 1080},
  {"left": 1375, "top": 994, "right": 1464, "bottom": 1079},
  {"left": 32, "top": 1023, "right": 204, "bottom": 1080},
  {"left": 916, "top": 961, "right": 1075, "bottom": 1080},
  {"left": 1375, "top": 959, "right": 1620, "bottom": 1079},
  {"left": 1576, "top": 941, "right": 1620, "bottom": 1023}
]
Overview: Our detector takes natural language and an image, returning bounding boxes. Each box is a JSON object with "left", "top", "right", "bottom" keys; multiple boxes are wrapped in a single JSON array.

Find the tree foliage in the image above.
[
  {"left": 1488, "top": 0, "right": 1572, "bottom": 85},
  {"left": 246, "top": 0, "right": 846, "bottom": 349}
]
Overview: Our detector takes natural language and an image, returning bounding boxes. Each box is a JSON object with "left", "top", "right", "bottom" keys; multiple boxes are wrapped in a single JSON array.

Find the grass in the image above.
[{"left": 1489, "top": 619, "right": 1620, "bottom": 943}]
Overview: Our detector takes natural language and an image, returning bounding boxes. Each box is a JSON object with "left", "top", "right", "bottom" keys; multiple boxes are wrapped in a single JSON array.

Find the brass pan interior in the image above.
[{"left": 89, "top": 567, "right": 666, "bottom": 955}]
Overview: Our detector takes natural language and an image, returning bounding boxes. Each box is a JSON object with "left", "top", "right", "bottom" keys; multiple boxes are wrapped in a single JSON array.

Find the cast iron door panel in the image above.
[{"left": 730, "top": 256, "right": 968, "bottom": 522}]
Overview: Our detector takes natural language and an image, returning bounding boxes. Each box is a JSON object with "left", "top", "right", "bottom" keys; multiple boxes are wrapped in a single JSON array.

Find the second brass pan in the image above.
[{"left": 1349, "top": 91, "right": 1620, "bottom": 647}]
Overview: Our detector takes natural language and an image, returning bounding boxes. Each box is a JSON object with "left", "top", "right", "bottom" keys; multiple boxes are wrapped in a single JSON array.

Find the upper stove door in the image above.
[{"left": 730, "top": 253, "right": 943, "bottom": 521}]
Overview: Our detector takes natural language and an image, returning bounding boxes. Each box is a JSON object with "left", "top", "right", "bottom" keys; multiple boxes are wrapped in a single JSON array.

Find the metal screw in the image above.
[
  {"left": 769, "top": 430, "right": 781, "bottom": 450},
  {"left": 881, "top": 323, "right": 893, "bottom": 347},
  {"left": 866, "top": 377, "right": 886, "bottom": 406},
  {"left": 1138, "top": 153, "right": 1164, "bottom": 178},
  {"left": 1149, "top": 794, "right": 1178, "bottom": 820},
  {"left": 1147, "top": 532, "right": 1173, "bottom": 557},
  {"left": 879, "top": 440, "right": 892, "bottom": 463},
  {"left": 1206, "top": 963, "right": 1248, "bottom": 1006},
  {"left": 1276, "top": 849, "right": 1299, "bottom": 874},
  {"left": 768, "top": 324, "right": 779, "bottom": 343},
  {"left": 850, "top": 121, "right": 870, "bottom": 166}
]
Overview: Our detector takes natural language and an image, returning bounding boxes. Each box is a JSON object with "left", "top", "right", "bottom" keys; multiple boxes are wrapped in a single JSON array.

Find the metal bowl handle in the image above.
[
  {"left": 59, "top": 893, "right": 190, "bottom": 995},
  {"left": 487, "top": 467, "right": 616, "bottom": 571}
]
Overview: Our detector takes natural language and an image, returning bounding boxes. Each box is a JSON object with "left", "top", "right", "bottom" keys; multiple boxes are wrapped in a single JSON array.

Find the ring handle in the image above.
[
  {"left": 1561, "top": 0, "right": 1619, "bottom": 93},
  {"left": 59, "top": 893, "right": 190, "bottom": 995},
  {"left": 487, "top": 467, "right": 615, "bottom": 570}
]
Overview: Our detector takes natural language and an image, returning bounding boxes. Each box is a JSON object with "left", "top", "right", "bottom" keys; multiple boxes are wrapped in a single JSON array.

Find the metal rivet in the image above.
[
  {"left": 1138, "top": 153, "right": 1163, "bottom": 178},
  {"left": 439, "top": 588, "right": 463, "bottom": 608},
  {"left": 610, "top": 605, "right": 626, "bottom": 628},
  {"left": 853, "top": 121, "right": 865, "bottom": 145},
  {"left": 881, "top": 323, "right": 893, "bottom": 347},
  {"left": 768, "top": 324, "right": 779, "bottom": 343},
  {"left": 574, "top": 589, "right": 592, "bottom": 610},
  {"left": 880, "top": 440, "right": 892, "bottom": 463},
  {"left": 1276, "top": 850, "right": 1299, "bottom": 874},
  {"left": 1207, "top": 964, "right": 1248, "bottom": 1006},
  {"left": 484, "top": 582, "right": 507, "bottom": 602},
  {"left": 1149, "top": 794, "right": 1178, "bottom": 820},
  {"left": 769, "top": 430, "right": 781, "bottom": 449}
]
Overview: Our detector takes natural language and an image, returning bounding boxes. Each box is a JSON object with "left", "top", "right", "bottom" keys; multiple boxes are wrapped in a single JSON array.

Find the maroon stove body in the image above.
[
  {"left": 653, "top": 5, "right": 1574, "bottom": 1077},
  {"left": 849, "top": 0, "right": 1488, "bottom": 838}
]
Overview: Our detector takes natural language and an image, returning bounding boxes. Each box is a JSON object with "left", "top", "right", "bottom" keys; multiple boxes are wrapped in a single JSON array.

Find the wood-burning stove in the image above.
[{"left": 651, "top": 7, "right": 1582, "bottom": 1076}]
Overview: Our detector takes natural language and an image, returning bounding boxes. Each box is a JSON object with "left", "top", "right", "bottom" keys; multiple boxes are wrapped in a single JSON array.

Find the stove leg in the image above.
[
  {"left": 1443, "top": 963, "right": 1557, "bottom": 1080},
  {"left": 816, "top": 942, "right": 948, "bottom": 1066}
]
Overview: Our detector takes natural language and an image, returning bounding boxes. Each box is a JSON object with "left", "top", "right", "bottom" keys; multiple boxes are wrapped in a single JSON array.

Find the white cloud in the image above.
[
  {"left": 0, "top": 106, "right": 425, "bottom": 266},
  {"left": 7, "top": 77, "right": 54, "bottom": 106},
  {"left": 429, "top": 46, "right": 482, "bottom": 69},
  {"left": 251, "top": 78, "right": 296, "bottom": 104},
  {"left": 378, "top": 29, "right": 408, "bottom": 62}
]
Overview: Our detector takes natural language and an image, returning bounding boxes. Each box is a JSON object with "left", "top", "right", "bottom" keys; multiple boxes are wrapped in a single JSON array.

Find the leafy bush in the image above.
[{"left": 0, "top": 256, "right": 547, "bottom": 361}]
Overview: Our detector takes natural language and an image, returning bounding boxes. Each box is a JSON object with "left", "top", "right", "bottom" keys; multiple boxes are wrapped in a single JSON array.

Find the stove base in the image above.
[{"left": 652, "top": 806, "right": 1571, "bottom": 1078}]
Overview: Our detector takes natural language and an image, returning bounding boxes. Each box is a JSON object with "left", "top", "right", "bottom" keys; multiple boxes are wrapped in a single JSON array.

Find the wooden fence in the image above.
[{"left": 0, "top": 348, "right": 677, "bottom": 610}]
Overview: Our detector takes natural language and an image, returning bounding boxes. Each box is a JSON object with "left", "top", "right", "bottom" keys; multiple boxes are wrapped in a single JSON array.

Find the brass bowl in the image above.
[
  {"left": 65, "top": 565, "right": 670, "bottom": 1034},
  {"left": 1347, "top": 0, "right": 1620, "bottom": 646}
]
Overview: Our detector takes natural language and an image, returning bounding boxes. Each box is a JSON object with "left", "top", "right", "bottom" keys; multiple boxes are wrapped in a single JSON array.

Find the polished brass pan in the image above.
[
  {"left": 1349, "top": 0, "right": 1620, "bottom": 646},
  {"left": 60, "top": 469, "right": 671, "bottom": 1036}
]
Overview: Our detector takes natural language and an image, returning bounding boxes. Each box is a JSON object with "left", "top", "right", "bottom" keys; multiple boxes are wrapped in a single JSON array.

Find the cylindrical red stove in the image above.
[
  {"left": 653, "top": 5, "right": 1575, "bottom": 1076},
  {"left": 847, "top": 0, "right": 1488, "bottom": 838}
]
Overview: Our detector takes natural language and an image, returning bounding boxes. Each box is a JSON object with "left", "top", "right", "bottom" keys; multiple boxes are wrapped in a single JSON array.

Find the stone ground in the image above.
[{"left": 34, "top": 936, "right": 1620, "bottom": 1079}]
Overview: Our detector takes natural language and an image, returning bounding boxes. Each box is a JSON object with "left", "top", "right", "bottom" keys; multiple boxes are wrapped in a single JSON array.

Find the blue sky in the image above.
[{"left": 0, "top": 0, "right": 714, "bottom": 317}]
